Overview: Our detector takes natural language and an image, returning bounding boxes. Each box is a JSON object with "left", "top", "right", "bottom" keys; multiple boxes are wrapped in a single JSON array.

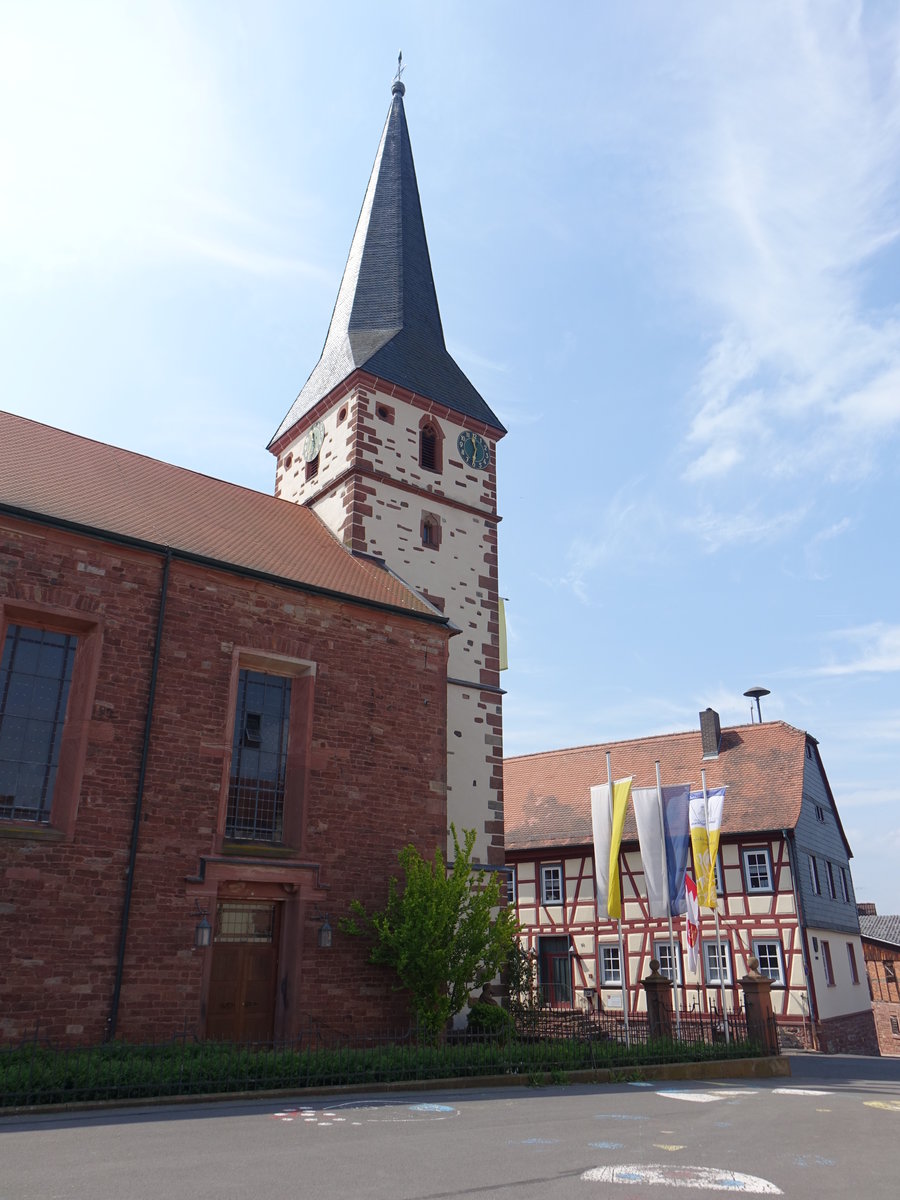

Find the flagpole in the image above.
[
  {"left": 607, "top": 751, "right": 630, "bottom": 1046},
  {"left": 701, "top": 768, "right": 730, "bottom": 1045},
  {"left": 654, "top": 760, "right": 681, "bottom": 1039}
]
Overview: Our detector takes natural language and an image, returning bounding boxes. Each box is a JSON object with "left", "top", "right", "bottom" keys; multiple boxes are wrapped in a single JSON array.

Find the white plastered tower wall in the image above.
[{"left": 274, "top": 383, "right": 504, "bottom": 867}]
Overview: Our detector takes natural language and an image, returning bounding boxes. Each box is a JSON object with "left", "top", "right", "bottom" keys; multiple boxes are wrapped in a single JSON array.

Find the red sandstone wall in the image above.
[
  {"left": 815, "top": 1007, "right": 880, "bottom": 1056},
  {"left": 1, "top": 516, "right": 449, "bottom": 1044}
]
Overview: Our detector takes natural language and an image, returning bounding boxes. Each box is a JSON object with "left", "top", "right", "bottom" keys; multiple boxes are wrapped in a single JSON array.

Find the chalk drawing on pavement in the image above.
[
  {"left": 594, "top": 1113, "right": 649, "bottom": 1121},
  {"left": 581, "top": 1164, "right": 782, "bottom": 1192},
  {"left": 864, "top": 1100, "right": 900, "bottom": 1112},
  {"left": 270, "top": 1100, "right": 460, "bottom": 1126},
  {"left": 771, "top": 1088, "right": 831, "bottom": 1096}
]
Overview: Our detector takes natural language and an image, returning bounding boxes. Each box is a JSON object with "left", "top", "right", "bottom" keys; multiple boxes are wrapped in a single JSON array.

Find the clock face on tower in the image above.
[
  {"left": 457, "top": 430, "right": 491, "bottom": 470},
  {"left": 302, "top": 421, "right": 325, "bottom": 462}
]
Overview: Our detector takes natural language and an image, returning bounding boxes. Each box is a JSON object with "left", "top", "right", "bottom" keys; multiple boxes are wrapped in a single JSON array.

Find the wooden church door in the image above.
[{"left": 206, "top": 902, "right": 280, "bottom": 1042}]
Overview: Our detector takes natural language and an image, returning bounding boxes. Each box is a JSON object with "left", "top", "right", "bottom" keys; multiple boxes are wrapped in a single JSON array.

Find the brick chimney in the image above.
[{"left": 700, "top": 708, "right": 721, "bottom": 759}]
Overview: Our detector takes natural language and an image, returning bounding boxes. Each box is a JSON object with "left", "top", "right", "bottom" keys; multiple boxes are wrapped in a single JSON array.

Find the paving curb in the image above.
[{"left": 1, "top": 1055, "right": 789, "bottom": 1118}]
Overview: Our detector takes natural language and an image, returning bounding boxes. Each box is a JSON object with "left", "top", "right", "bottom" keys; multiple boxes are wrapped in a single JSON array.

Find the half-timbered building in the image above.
[
  {"left": 858, "top": 906, "right": 900, "bottom": 1056},
  {"left": 505, "top": 711, "right": 879, "bottom": 1054}
]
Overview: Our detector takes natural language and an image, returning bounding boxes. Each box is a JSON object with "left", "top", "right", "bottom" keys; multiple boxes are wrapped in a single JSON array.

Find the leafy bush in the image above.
[
  {"left": 466, "top": 1004, "right": 516, "bottom": 1042},
  {"left": 341, "top": 826, "right": 519, "bottom": 1041}
]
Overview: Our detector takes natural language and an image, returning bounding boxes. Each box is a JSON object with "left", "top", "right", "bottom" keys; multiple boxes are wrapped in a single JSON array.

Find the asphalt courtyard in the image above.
[{"left": 2, "top": 1053, "right": 899, "bottom": 1199}]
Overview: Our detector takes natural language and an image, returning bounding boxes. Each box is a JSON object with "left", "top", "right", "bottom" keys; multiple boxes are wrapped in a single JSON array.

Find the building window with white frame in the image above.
[
  {"left": 703, "top": 940, "right": 733, "bottom": 985},
  {"left": 540, "top": 863, "right": 563, "bottom": 905},
  {"left": 600, "top": 944, "right": 622, "bottom": 985},
  {"left": 653, "top": 940, "right": 682, "bottom": 983},
  {"left": 839, "top": 866, "right": 850, "bottom": 903},
  {"left": 742, "top": 847, "right": 773, "bottom": 892},
  {"left": 752, "top": 939, "right": 784, "bottom": 986}
]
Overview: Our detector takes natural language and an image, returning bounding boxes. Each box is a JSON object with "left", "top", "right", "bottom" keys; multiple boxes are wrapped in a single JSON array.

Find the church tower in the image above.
[{"left": 268, "top": 79, "right": 506, "bottom": 868}]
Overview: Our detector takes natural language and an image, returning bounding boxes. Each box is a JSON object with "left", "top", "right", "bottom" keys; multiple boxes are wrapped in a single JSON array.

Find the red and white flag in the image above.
[{"left": 684, "top": 872, "right": 700, "bottom": 974}]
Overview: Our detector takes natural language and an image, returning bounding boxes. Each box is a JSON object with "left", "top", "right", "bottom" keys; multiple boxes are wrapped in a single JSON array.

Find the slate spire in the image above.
[{"left": 270, "top": 80, "right": 504, "bottom": 446}]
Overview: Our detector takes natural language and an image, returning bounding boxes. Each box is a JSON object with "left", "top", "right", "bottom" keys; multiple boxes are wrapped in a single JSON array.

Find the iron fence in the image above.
[{"left": 1, "top": 1009, "right": 777, "bottom": 1109}]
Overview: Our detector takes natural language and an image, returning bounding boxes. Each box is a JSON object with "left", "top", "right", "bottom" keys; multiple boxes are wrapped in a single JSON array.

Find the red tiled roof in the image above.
[
  {"left": 0, "top": 411, "right": 440, "bottom": 620},
  {"left": 505, "top": 722, "right": 810, "bottom": 852}
]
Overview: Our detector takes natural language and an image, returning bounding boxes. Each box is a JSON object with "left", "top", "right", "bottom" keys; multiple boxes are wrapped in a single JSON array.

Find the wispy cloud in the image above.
[
  {"left": 800, "top": 517, "right": 852, "bottom": 580},
  {"left": 831, "top": 782, "right": 900, "bottom": 810},
  {"left": 450, "top": 343, "right": 510, "bottom": 375},
  {"left": 162, "top": 231, "right": 330, "bottom": 281},
  {"left": 561, "top": 485, "right": 667, "bottom": 602},
  {"left": 814, "top": 623, "right": 900, "bottom": 676},
  {"left": 0, "top": 2, "right": 318, "bottom": 285},
  {"left": 681, "top": 503, "right": 808, "bottom": 554},
  {"left": 665, "top": 6, "right": 900, "bottom": 488}
]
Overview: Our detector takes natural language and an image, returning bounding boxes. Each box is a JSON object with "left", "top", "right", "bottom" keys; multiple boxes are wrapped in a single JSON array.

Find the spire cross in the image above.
[{"left": 392, "top": 49, "right": 406, "bottom": 97}]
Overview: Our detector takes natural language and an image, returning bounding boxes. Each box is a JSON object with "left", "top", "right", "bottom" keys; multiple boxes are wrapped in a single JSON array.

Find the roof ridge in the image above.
[
  {"left": 505, "top": 719, "right": 805, "bottom": 764},
  {"left": 3, "top": 409, "right": 285, "bottom": 505}
]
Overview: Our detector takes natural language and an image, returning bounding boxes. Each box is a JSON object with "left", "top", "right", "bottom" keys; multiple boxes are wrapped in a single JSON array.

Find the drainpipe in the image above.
[
  {"left": 783, "top": 827, "right": 818, "bottom": 1050},
  {"left": 107, "top": 548, "right": 172, "bottom": 1040}
]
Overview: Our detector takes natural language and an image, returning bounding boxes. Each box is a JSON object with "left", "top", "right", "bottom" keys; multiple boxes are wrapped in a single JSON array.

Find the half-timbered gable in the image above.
[{"left": 506, "top": 713, "right": 878, "bottom": 1054}]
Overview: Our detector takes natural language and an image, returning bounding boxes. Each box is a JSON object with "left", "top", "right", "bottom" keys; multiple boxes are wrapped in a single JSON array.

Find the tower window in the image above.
[
  {"left": 418, "top": 418, "right": 443, "bottom": 473},
  {"left": 420, "top": 426, "right": 437, "bottom": 470},
  {"left": 376, "top": 403, "right": 394, "bottom": 424},
  {"left": 421, "top": 512, "right": 441, "bottom": 550},
  {"left": 305, "top": 455, "right": 319, "bottom": 481}
]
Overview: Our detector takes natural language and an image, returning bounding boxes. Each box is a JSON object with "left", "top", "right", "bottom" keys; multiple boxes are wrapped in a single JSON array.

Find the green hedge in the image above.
[{"left": 1, "top": 1032, "right": 765, "bottom": 1108}]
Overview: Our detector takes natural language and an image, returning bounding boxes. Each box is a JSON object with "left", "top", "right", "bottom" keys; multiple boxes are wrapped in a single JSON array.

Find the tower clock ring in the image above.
[
  {"left": 457, "top": 430, "right": 490, "bottom": 470},
  {"left": 303, "top": 421, "right": 325, "bottom": 462}
]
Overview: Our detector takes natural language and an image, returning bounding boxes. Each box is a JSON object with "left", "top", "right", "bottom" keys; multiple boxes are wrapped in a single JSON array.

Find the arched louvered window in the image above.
[
  {"left": 418, "top": 418, "right": 443, "bottom": 473},
  {"left": 420, "top": 424, "right": 437, "bottom": 471}
]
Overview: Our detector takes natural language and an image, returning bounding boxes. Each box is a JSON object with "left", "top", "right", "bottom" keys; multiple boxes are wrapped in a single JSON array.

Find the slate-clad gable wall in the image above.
[{"left": 793, "top": 751, "right": 860, "bottom": 936}]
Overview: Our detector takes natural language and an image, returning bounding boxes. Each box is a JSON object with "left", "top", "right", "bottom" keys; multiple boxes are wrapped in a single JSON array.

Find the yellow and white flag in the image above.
[
  {"left": 498, "top": 598, "right": 508, "bottom": 671},
  {"left": 590, "top": 777, "right": 633, "bottom": 920},
  {"left": 689, "top": 787, "right": 726, "bottom": 909}
]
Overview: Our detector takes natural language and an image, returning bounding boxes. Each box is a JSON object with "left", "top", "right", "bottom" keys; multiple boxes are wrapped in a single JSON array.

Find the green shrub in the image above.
[{"left": 466, "top": 1004, "right": 516, "bottom": 1041}]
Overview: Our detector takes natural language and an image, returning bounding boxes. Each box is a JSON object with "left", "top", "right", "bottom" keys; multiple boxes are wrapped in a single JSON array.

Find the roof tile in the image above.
[
  {"left": 505, "top": 722, "right": 809, "bottom": 852},
  {"left": 1, "top": 410, "right": 442, "bottom": 621}
]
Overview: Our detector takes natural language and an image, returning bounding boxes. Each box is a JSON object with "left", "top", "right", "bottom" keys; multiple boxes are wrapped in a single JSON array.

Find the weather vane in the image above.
[{"left": 394, "top": 50, "right": 404, "bottom": 84}]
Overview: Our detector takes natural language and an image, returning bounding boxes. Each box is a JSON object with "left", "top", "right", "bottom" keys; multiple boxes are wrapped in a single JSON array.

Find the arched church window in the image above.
[
  {"left": 419, "top": 419, "right": 443, "bottom": 473},
  {"left": 421, "top": 512, "right": 441, "bottom": 549}
]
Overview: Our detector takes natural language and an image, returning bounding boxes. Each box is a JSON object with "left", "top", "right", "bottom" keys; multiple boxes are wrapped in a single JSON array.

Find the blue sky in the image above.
[{"left": 2, "top": 2, "right": 899, "bottom": 911}]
